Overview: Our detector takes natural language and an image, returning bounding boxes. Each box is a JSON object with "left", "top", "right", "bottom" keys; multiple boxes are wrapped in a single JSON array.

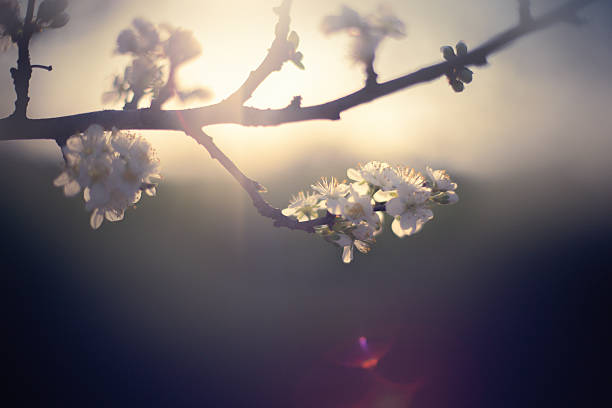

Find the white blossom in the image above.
[
  {"left": 281, "top": 191, "right": 323, "bottom": 222},
  {"left": 340, "top": 186, "right": 379, "bottom": 227},
  {"left": 333, "top": 232, "right": 355, "bottom": 264},
  {"left": 426, "top": 166, "right": 457, "bottom": 192},
  {"left": 116, "top": 18, "right": 160, "bottom": 55},
  {"left": 347, "top": 161, "right": 397, "bottom": 193},
  {"left": 54, "top": 124, "right": 161, "bottom": 229},
  {"left": 310, "top": 177, "right": 349, "bottom": 214},
  {"left": 286, "top": 163, "right": 458, "bottom": 263},
  {"left": 385, "top": 183, "right": 433, "bottom": 238},
  {"left": 165, "top": 28, "right": 202, "bottom": 66},
  {"left": 330, "top": 216, "right": 382, "bottom": 264},
  {"left": 322, "top": 5, "right": 406, "bottom": 65}
]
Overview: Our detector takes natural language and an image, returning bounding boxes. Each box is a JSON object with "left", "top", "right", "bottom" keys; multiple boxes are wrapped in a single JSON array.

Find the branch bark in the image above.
[
  {"left": 0, "top": 0, "right": 601, "bottom": 232},
  {"left": 0, "top": 0, "right": 598, "bottom": 142},
  {"left": 10, "top": 0, "right": 37, "bottom": 118},
  {"left": 184, "top": 122, "right": 336, "bottom": 232}
]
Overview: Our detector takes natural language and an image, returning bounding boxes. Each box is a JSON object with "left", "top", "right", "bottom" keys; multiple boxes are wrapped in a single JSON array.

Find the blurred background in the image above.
[{"left": 1, "top": 0, "right": 611, "bottom": 406}]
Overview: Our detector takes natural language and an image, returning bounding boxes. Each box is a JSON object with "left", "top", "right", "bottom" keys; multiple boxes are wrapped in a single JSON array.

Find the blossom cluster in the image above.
[
  {"left": 0, "top": 0, "right": 70, "bottom": 50},
  {"left": 54, "top": 125, "right": 161, "bottom": 230},
  {"left": 321, "top": 5, "right": 406, "bottom": 67},
  {"left": 104, "top": 18, "right": 209, "bottom": 107},
  {"left": 282, "top": 162, "right": 458, "bottom": 263}
]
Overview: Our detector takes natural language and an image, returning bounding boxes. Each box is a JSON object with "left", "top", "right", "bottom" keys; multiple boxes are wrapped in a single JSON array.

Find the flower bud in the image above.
[
  {"left": 458, "top": 67, "right": 473, "bottom": 83},
  {"left": 441, "top": 45, "right": 455, "bottom": 60},
  {"left": 455, "top": 41, "right": 468, "bottom": 56},
  {"left": 450, "top": 79, "right": 464, "bottom": 92}
]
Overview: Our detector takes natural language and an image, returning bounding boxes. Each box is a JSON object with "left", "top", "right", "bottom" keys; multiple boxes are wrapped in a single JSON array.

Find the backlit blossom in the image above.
[
  {"left": 311, "top": 177, "right": 349, "bottom": 214},
  {"left": 347, "top": 161, "right": 396, "bottom": 193},
  {"left": 333, "top": 233, "right": 355, "bottom": 264},
  {"left": 425, "top": 166, "right": 457, "bottom": 192},
  {"left": 281, "top": 191, "right": 323, "bottom": 222},
  {"left": 286, "top": 163, "right": 458, "bottom": 263},
  {"left": 322, "top": 5, "right": 405, "bottom": 67},
  {"left": 326, "top": 220, "right": 380, "bottom": 264},
  {"left": 107, "top": 19, "right": 209, "bottom": 108},
  {"left": 165, "top": 28, "right": 202, "bottom": 65},
  {"left": 340, "top": 186, "right": 379, "bottom": 226},
  {"left": 385, "top": 183, "right": 433, "bottom": 237},
  {"left": 54, "top": 124, "right": 161, "bottom": 229}
]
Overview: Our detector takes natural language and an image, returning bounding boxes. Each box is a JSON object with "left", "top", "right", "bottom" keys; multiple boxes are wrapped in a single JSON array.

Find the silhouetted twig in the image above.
[
  {"left": 0, "top": 0, "right": 600, "bottom": 231},
  {"left": 185, "top": 122, "right": 338, "bottom": 232},
  {"left": 0, "top": 0, "right": 598, "bottom": 142}
]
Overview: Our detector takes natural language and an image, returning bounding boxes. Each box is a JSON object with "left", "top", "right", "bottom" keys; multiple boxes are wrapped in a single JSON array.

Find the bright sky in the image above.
[{"left": 1, "top": 0, "right": 611, "bottom": 182}]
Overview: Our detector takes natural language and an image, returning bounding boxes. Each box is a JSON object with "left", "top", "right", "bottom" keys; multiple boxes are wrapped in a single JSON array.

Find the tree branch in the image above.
[
  {"left": 183, "top": 121, "right": 336, "bottom": 232},
  {"left": 0, "top": 0, "right": 598, "bottom": 142},
  {"left": 10, "top": 0, "right": 37, "bottom": 118},
  {"left": 183, "top": 119, "right": 388, "bottom": 232}
]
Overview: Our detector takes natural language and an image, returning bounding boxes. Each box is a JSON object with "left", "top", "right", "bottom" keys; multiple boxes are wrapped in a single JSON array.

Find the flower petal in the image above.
[
  {"left": 86, "top": 124, "right": 105, "bottom": 140},
  {"left": 130, "top": 190, "right": 142, "bottom": 204},
  {"left": 53, "top": 172, "right": 70, "bottom": 187},
  {"left": 326, "top": 198, "right": 344, "bottom": 215},
  {"left": 351, "top": 181, "right": 370, "bottom": 196},
  {"left": 373, "top": 189, "right": 396, "bottom": 202},
  {"left": 385, "top": 197, "right": 404, "bottom": 217},
  {"left": 63, "top": 180, "right": 81, "bottom": 197},
  {"left": 90, "top": 208, "right": 104, "bottom": 229},
  {"left": 66, "top": 136, "right": 83, "bottom": 152},
  {"left": 354, "top": 240, "right": 371, "bottom": 254},
  {"left": 399, "top": 212, "right": 419, "bottom": 235},
  {"left": 347, "top": 168, "right": 362, "bottom": 182},
  {"left": 89, "top": 182, "right": 110, "bottom": 206},
  {"left": 342, "top": 245, "right": 354, "bottom": 264},
  {"left": 391, "top": 217, "right": 405, "bottom": 238}
]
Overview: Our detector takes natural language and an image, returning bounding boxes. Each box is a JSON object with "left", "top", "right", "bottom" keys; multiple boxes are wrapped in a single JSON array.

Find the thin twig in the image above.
[
  {"left": 31, "top": 64, "right": 53, "bottom": 71},
  {"left": 10, "top": 0, "right": 37, "bottom": 118},
  {"left": 183, "top": 121, "right": 336, "bottom": 232}
]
